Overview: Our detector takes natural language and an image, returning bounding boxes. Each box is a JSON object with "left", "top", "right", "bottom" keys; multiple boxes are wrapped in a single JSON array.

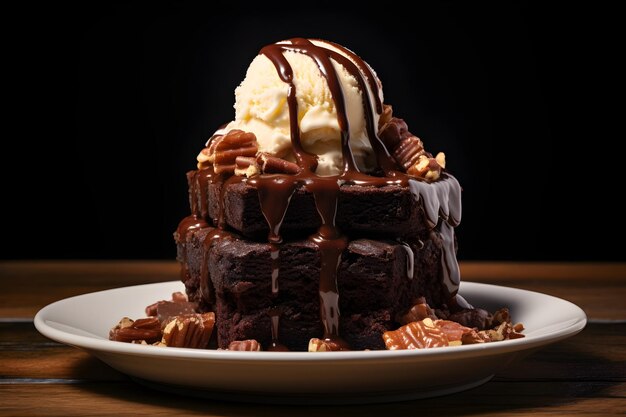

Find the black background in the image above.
[{"left": 3, "top": 2, "right": 623, "bottom": 261}]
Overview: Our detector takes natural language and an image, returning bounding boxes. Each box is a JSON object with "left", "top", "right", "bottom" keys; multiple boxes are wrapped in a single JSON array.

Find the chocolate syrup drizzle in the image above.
[{"left": 176, "top": 39, "right": 463, "bottom": 350}]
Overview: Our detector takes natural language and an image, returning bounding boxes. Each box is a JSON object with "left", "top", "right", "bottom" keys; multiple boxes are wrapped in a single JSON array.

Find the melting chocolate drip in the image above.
[
  {"left": 306, "top": 176, "right": 348, "bottom": 345},
  {"left": 267, "top": 308, "right": 290, "bottom": 351},
  {"left": 176, "top": 171, "right": 211, "bottom": 294},
  {"left": 399, "top": 241, "right": 415, "bottom": 280},
  {"left": 200, "top": 227, "right": 231, "bottom": 308},
  {"left": 408, "top": 174, "right": 462, "bottom": 299},
  {"left": 259, "top": 43, "right": 318, "bottom": 172},
  {"left": 249, "top": 175, "right": 297, "bottom": 294},
  {"left": 325, "top": 40, "right": 383, "bottom": 114}
]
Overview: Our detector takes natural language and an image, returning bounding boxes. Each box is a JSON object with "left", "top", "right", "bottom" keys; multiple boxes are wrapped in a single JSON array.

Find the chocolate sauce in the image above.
[
  {"left": 250, "top": 175, "right": 298, "bottom": 244},
  {"left": 325, "top": 40, "right": 383, "bottom": 114},
  {"left": 175, "top": 214, "right": 209, "bottom": 289},
  {"left": 218, "top": 175, "right": 245, "bottom": 228},
  {"left": 267, "top": 308, "right": 290, "bottom": 351},
  {"left": 259, "top": 43, "right": 318, "bottom": 172},
  {"left": 399, "top": 241, "right": 415, "bottom": 280},
  {"left": 175, "top": 215, "right": 209, "bottom": 243},
  {"left": 408, "top": 174, "right": 462, "bottom": 296},
  {"left": 199, "top": 227, "right": 231, "bottom": 306},
  {"left": 189, "top": 39, "right": 464, "bottom": 350},
  {"left": 196, "top": 167, "right": 216, "bottom": 220},
  {"left": 249, "top": 174, "right": 298, "bottom": 295}
]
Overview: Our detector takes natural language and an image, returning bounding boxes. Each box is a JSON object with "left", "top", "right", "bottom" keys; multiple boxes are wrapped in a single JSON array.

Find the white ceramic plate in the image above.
[{"left": 34, "top": 281, "right": 586, "bottom": 404}]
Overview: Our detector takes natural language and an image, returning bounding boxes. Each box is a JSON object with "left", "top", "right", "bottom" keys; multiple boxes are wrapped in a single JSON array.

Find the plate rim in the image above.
[{"left": 34, "top": 280, "right": 587, "bottom": 363}]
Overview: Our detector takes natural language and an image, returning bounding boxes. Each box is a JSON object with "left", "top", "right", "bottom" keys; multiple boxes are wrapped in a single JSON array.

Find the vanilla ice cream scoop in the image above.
[{"left": 214, "top": 39, "right": 384, "bottom": 176}]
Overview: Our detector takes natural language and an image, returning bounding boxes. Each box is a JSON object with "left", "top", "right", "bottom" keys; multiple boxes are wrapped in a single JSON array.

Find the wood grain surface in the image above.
[{"left": 1, "top": 261, "right": 625, "bottom": 416}]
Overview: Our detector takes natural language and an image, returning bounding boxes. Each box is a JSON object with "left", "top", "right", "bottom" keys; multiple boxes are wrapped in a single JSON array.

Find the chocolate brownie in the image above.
[
  {"left": 176, "top": 224, "right": 445, "bottom": 350},
  {"left": 188, "top": 170, "right": 429, "bottom": 240}
]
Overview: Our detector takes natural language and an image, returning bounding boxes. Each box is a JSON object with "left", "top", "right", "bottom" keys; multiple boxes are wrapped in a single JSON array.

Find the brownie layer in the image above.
[
  {"left": 189, "top": 171, "right": 429, "bottom": 240},
  {"left": 177, "top": 225, "right": 445, "bottom": 351}
]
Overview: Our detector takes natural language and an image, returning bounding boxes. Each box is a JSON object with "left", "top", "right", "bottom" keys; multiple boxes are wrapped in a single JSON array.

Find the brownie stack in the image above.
[
  {"left": 174, "top": 39, "right": 466, "bottom": 351},
  {"left": 175, "top": 167, "right": 461, "bottom": 351}
]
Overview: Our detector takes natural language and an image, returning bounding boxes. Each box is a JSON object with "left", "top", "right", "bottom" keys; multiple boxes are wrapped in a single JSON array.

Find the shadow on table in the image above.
[{"left": 71, "top": 327, "right": 622, "bottom": 416}]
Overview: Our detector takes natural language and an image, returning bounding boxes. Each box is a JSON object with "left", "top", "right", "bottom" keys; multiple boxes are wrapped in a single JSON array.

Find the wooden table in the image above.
[{"left": 1, "top": 261, "right": 624, "bottom": 416}]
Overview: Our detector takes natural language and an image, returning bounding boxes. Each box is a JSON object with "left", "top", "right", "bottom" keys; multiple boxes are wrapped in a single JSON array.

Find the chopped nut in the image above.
[
  {"left": 145, "top": 302, "right": 159, "bottom": 317},
  {"left": 478, "top": 321, "right": 523, "bottom": 342},
  {"left": 308, "top": 338, "right": 347, "bottom": 352},
  {"left": 378, "top": 117, "right": 409, "bottom": 151},
  {"left": 499, "top": 321, "right": 525, "bottom": 340},
  {"left": 197, "top": 147, "right": 212, "bottom": 169},
  {"left": 109, "top": 317, "right": 161, "bottom": 344},
  {"left": 407, "top": 154, "right": 444, "bottom": 182},
  {"left": 393, "top": 136, "right": 427, "bottom": 171},
  {"left": 145, "top": 291, "right": 191, "bottom": 317},
  {"left": 424, "top": 159, "right": 442, "bottom": 181},
  {"left": 448, "top": 307, "right": 493, "bottom": 330},
  {"left": 257, "top": 152, "right": 301, "bottom": 174},
  {"left": 171, "top": 292, "right": 188, "bottom": 303},
  {"left": 435, "top": 152, "right": 446, "bottom": 169},
  {"left": 492, "top": 308, "right": 511, "bottom": 325},
  {"left": 161, "top": 312, "right": 215, "bottom": 349},
  {"left": 478, "top": 324, "right": 506, "bottom": 342},
  {"left": 383, "top": 318, "right": 449, "bottom": 350},
  {"left": 235, "top": 156, "right": 261, "bottom": 177},
  {"left": 407, "top": 155, "right": 430, "bottom": 177},
  {"left": 213, "top": 144, "right": 257, "bottom": 164},
  {"left": 156, "top": 301, "right": 198, "bottom": 325},
  {"left": 434, "top": 320, "right": 474, "bottom": 344},
  {"left": 398, "top": 297, "right": 437, "bottom": 324},
  {"left": 197, "top": 130, "right": 259, "bottom": 174},
  {"left": 228, "top": 339, "right": 262, "bottom": 351},
  {"left": 378, "top": 104, "right": 393, "bottom": 129},
  {"left": 461, "top": 328, "right": 486, "bottom": 344},
  {"left": 377, "top": 116, "right": 446, "bottom": 181},
  {"left": 118, "top": 317, "right": 134, "bottom": 329}
]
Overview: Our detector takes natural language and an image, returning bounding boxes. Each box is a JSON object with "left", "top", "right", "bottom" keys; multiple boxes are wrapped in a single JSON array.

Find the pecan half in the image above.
[
  {"left": 377, "top": 116, "right": 446, "bottom": 182},
  {"left": 257, "top": 152, "right": 301, "bottom": 174},
  {"left": 109, "top": 316, "right": 162, "bottom": 344},
  {"left": 161, "top": 312, "right": 215, "bottom": 349},
  {"left": 228, "top": 339, "right": 262, "bottom": 351},
  {"left": 155, "top": 301, "right": 198, "bottom": 325},
  {"left": 393, "top": 135, "right": 427, "bottom": 171},
  {"left": 407, "top": 153, "right": 445, "bottom": 182},
  {"left": 196, "top": 130, "right": 258, "bottom": 174},
  {"left": 383, "top": 318, "right": 449, "bottom": 350},
  {"left": 235, "top": 156, "right": 260, "bottom": 177},
  {"left": 434, "top": 320, "right": 474, "bottom": 345},
  {"left": 308, "top": 338, "right": 349, "bottom": 352},
  {"left": 378, "top": 117, "right": 409, "bottom": 151},
  {"left": 145, "top": 291, "right": 189, "bottom": 316},
  {"left": 398, "top": 297, "right": 437, "bottom": 324}
]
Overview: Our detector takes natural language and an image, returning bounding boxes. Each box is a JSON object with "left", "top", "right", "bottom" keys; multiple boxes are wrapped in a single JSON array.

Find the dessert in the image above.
[{"left": 110, "top": 38, "right": 524, "bottom": 350}]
